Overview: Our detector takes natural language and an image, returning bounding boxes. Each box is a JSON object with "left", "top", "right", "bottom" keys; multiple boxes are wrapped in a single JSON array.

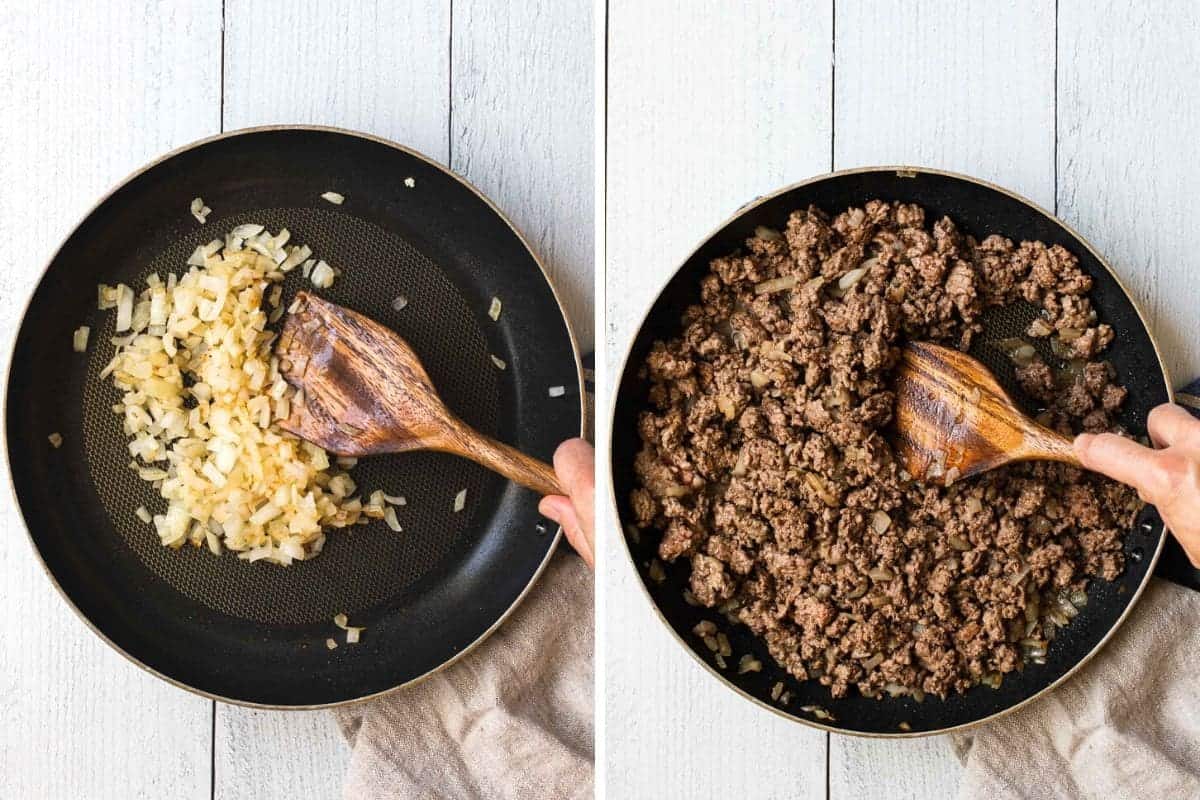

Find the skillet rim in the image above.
[
  {"left": 3, "top": 124, "right": 586, "bottom": 710},
  {"left": 606, "top": 164, "right": 1173, "bottom": 737}
]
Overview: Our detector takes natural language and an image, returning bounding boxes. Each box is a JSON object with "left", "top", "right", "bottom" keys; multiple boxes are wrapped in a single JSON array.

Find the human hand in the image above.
[
  {"left": 538, "top": 438, "right": 595, "bottom": 568},
  {"left": 1075, "top": 403, "right": 1200, "bottom": 567}
]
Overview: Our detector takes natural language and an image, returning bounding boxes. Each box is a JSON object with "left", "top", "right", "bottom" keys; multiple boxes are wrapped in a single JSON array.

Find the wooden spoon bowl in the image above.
[
  {"left": 893, "top": 341, "right": 1081, "bottom": 485},
  {"left": 274, "top": 291, "right": 562, "bottom": 496}
]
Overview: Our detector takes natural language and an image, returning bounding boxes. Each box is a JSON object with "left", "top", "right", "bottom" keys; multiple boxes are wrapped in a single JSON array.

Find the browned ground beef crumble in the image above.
[{"left": 630, "top": 201, "right": 1142, "bottom": 700}]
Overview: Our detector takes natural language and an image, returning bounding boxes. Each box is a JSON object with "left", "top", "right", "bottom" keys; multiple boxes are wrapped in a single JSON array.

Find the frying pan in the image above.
[
  {"left": 5, "top": 126, "right": 583, "bottom": 707},
  {"left": 610, "top": 167, "right": 1173, "bottom": 736}
]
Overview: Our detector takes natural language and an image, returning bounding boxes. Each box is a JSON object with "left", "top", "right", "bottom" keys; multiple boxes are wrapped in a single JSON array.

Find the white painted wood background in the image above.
[
  {"left": 603, "top": 1, "right": 1200, "bottom": 798},
  {"left": 0, "top": 1, "right": 592, "bottom": 798}
]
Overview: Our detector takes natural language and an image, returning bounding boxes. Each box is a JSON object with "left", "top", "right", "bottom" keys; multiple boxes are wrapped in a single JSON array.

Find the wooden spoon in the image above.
[
  {"left": 274, "top": 291, "right": 563, "bottom": 496},
  {"left": 893, "top": 341, "right": 1081, "bottom": 485}
]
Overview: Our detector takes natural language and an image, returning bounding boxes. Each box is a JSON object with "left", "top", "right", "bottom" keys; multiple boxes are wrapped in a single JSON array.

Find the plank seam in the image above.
[
  {"left": 829, "top": 0, "right": 836, "bottom": 171},
  {"left": 1053, "top": 0, "right": 1059, "bottom": 214}
]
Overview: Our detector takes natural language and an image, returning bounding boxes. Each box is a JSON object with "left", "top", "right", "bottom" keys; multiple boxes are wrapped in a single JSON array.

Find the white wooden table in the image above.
[
  {"left": 602, "top": 1, "right": 1200, "bottom": 797},
  {"left": 0, "top": 1, "right": 592, "bottom": 797}
]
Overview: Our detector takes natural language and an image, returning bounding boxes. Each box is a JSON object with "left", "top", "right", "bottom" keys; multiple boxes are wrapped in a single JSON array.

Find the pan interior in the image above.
[
  {"left": 612, "top": 169, "right": 1169, "bottom": 734},
  {"left": 82, "top": 208, "right": 498, "bottom": 625}
]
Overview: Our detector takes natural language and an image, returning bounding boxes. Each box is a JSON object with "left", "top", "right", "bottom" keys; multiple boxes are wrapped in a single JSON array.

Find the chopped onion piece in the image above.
[
  {"left": 345, "top": 626, "right": 363, "bottom": 644},
  {"left": 73, "top": 326, "right": 90, "bottom": 352},
  {"left": 754, "top": 275, "right": 799, "bottom": 295},
  {"left": 490, "top": 355, "right": 506, "bottom": 370},
  {"left": 391, "top": 295, "right": 408, "bottom": 311},
  {"left": 190, "top": 197, "right": 211, "bottom": 224},
  {"left": 548, "top": 385, "right": 566, "bottom": 398},
  {"left": 280, "top": 244, "right": 311, "bottom": 272},
  {"left": 403, "top": 177, "right": 415, "bottom": 188},
  {"left": 115, "top": 284, "right": 133, "bottom": 332},
  {"left": 333, "top": 613, "right": 348, "bottom": 629},
  {"left": 310, "top": 260, "right": 335, "bottom": 289},
  {"left": 321, "top": 191, "right": 345, "bottom": 205},
  {"left": 383, "top": 506, "right": 402, "bottom": 532},
  {"left": 325, "top": 638, "right": 338, "bottom": 650},
  {"left": 47, "top": 432, "right": 63, "bottom": 448},
  {"left": 135, "top": 506, "right": 152, "bottom": 523},
  {"left": 488, "top": 297, "right": 502, "bottom": 321},
  {"left": 453, "top": 489, "right": 467, "bottom": 512},
  {"left": 230, "top": 224, "right": 264, "bottom": 239},
  {"left": 837, "top": 266, "right": 869, "bottom": 291},
  {"left": 382, "top": 493, "right": 405, "bottom": 505}
]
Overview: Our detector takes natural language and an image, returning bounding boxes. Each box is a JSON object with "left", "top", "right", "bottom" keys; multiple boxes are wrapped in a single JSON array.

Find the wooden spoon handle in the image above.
[
  {"left": 1020, "top": 424, "right": 1084, "bottom": 468},
  {"left": 439, "top": 427, "right": 563, "bottom": 496}
]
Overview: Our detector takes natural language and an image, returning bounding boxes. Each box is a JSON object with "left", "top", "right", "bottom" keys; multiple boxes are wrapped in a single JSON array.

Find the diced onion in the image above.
[
  {"left": 948, "top": 534, "right": 972, "bottom": 551},
  {"left": 320, "top": 191, "right": 345, "bottom": 205},
  {"left": 47, "top": 433, "right": 63, "bottom": 448},
  {"left": 403, "top": 177, "right": 415, "bottom": 188},
  {"left": 383, "top": 506, "right": 402, "bottom": 532},
  {"left": 837, "top": 266, "right": 869, "bottom": 291},
  {"left": 333, "top": 613, "right": 348, "bottom": 629},
  {"left": 230, "top": 224, "right": 264, "bottom": 239},
  {"left": 94, "top": 224, "right": 383, "bottom": 566},
  {"left": 488, "top": 297, "right": 502, "bottom": 321},
  {"left": 490, "top": 355, "right": 506, "bottom": 370},
  {"left": 392, "top": 295, "right": 408, "bottom": 311},
  {"left": 548, "top": 385, "right": 566, "bottom": 398},
  {"left": 754, "top": 275, "right": 799, "bottom": 295},
  {"left": 345, "top": 626, "right": 363, "bottom": 644},
  {"left": 310, "top": 260, "right": 335, "bottom": 289},
  {"left": 325, "top": 638, "right": 338, "bottom": 650},
  {"left": 190, "top": 197, "right": 211, "bottom": 224},
  {"left": 280, "top": 244, "right": 312, "bottom": 273},
  {"left": 453, "top": 489, "right": 467, "bottom": 512},
  {"left": 73, "top": 326, "right": 90, "bottom": 352}
]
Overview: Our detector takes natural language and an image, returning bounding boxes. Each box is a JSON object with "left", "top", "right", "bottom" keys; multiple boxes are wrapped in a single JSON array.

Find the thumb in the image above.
[
  {"left": 539, "top": 494, "right": 594, "bottom": 567},
  {"left": 1074, "top": 432, "right": 1171, "bottom": 504}
]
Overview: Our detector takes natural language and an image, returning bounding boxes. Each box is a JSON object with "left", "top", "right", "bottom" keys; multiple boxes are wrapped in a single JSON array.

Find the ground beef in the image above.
[{"left": 631, "top": 201, "right": 1142, "bottom": 701}]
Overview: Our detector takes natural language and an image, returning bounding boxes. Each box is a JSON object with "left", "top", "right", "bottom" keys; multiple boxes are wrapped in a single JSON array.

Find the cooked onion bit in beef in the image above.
[{"left": 630, "top": 200, "right": 1140, "bottom": 700}]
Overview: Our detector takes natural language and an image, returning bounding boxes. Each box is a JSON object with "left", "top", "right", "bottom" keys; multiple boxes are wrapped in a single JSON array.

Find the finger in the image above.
[
  {"left": 1074, "top": 432, "right": 1174, "bottom": 503},
  {"left": 539, "top": 495, "right": 594, "bottom": 567},
  {"left": 551, "top": 438, "right": 595, "bottom": 498},
  {"left": 552, "top": 438, "right": 594, "bottom": 538},
  {"left": 1148, "top": 403, "right": 1200, "bottom": 451}
]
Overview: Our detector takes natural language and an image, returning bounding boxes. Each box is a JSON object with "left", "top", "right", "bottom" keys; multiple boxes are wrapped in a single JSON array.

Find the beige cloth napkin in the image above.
[
  {"left": 953, "top": 577, "right": 1200, "bottom": 799},
  {"left": 335, "top": 548, "right": 593, "bottom": 799}
]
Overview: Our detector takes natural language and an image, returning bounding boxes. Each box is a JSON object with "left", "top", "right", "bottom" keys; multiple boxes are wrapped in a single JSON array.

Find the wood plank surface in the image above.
[
  {"left": 604, "top": 2, "right": 833, "bottom": 796},
  {"left": 214, "top": 706, "right": 350, "bottom": 800},
  {"left": 833, "top": 0, "right": 1056, "bottom": 210},
  {"left": 829, "top": 2, "right": 1055, "bottom": 796},
  {"left": 451, "top": 0, "right": 595, "bottom": 351},
  {"left": 222, "top": 0, "right": 452, "bottom": 162},
  {"left": 0, "top": 2, "right": 221, "bottom": 798},
  {"left": 1057, "top": 0, "right": 1200, "bottom": 384}
]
